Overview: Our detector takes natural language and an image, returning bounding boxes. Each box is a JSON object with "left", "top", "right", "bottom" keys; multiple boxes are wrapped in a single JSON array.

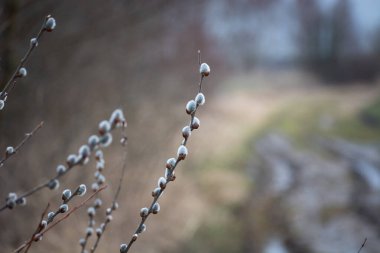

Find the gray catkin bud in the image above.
[
  {"left": 0, "top": 100, "right": 4, "bottom": 110},
  {"left": 191, "top": 117, "right": 200, "bottom": 129},
  {"left": 88, "top": 135, "right": 99, "bottom": 150},
  {"left": 186, "top": 100, "right": 197, "bottom": 114},
  {"left": 88, "top": 207, "right": 96, "bottom": 217},
  {"left": 100, "top": 223, "right": 105, "bottom": 230},
  {"left": 79, "top": 238, "right": 86, "bottom": 246},
  {"left": 76, "top": 184, "right": 87, "bottom": 196},
  {"left": 182, "top": 126, "right": 191, "bottom": 139},
  {"left": 86, "top": 227, "right": 93, "bottom": 236},
  {"left": 56, "top": 164, "right": 66, "bottom": 175},
  {"left": 195, "top": 93, "right": 206, "bottom": 105},
  {"left": 97, "top": 174, "right": 106, "bottom": 185},
  {"left": 112, "top": 202, "right": 119, "bottom": 210},
  {"left": 95, "top": 150, "right": 103, "bottom": 160},
  {"left": 16, "top": 197, "right": 27, "bottom": 206},
  {"left": 158, "top": 177, "right": 167, "bottom": 189},
  {"left": 6, "top": 192, "right": 17, "bottom": 209},
  {"left": 59, "top": 204, "right": 69, "bottom": 213},
  {"left": 106, "top": 215, "right": 113, "bottom": 222},
  {"left": 40, "top": 220, "right": 47, "bottom": 229},
  {"left": 120, "top": 244, "right": 128, "bottom": 253},
  {"left": 48, "top": 179, "right": 59, "bottom": 190},
  {"left": 99, "top": 133, "right": 113, "bottom": 147},
  {"left": 79, "top": 145, "right": 91, "bottom": 158},
  {"left": 152, "top": 203, "right": 160, "bottom": 214},
  {"left": 106, "top": 208, "right": 112, "bottom": 215},
  {"left": 166, "top": 158, "right": 176, "bottom": 170},
  {"left": 98, "top": 120, "right": 111, "bottom": 135},
  {"left": 96, "top": 228, "right": 102, "bottom": 236},
  {"left": 177, "top": 145, "right": 188, "bottom": 160},
  {"left": 30, "top": 38, "right": 38, "bottom": 47},
  {"left": 137, "top": 224, "right": 147, "bottom": 234},
  {"left": 94, "top": 198, "right": 102, "bottom": 208},
  {"left": 5, "top": 146, "right": 14, "bottom": 157},
  {"left": 62, "top": 189, "right": 72, "bottom": 202},
  {"left": 96, "top": 161, "right": 105, "bottom": 171},
  {"left": 140, "top": 207, "right": 149, "bottom": 217},
  {"left": 18, "top": 67, "right": 27, "bottom": 77},
  {"left": 45, "top": 17, "right": 56, "bottom": 32},
  {"left": 66, "top": 154, "right": 77, "bottom": 167},
  {"left": 92, "top": 183, "right": 99, "bottom": 192},
  {"left": 152, "top": 187, "right": 161, "bottom": 197},
  {"left": 47, "top": 212, "right": 55, "bottom": 221},
  {"left": 199, "top": 63, "right": 210, "bottom": 76},
  {"left": 110, "top": 109, "right": 125, "bottom": 127}
]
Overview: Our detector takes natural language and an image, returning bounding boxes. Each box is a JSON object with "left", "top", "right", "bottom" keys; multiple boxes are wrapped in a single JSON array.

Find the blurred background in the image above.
[{"left": 1, "top": 0, "right": 380, "bottom": 252}]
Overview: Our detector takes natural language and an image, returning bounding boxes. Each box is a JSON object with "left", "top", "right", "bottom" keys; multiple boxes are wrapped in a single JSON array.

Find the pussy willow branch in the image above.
[
  {"left": 15, "top": 185, "right": 107, "bottom": 253},
  {"left": 0, "top": 120, "right": 125, "bottom": 212},
  {"left": 89, "top": 148, "right": 128, "bottom": 253},
  {"left": 14, "top": 203, "right": 50, "bottom": 253},
  {"left": 0, "top": 121, "right": 44, "bottom": 168},
  {"left": 0, "top": 15, "right": 50, "bottom": 101},
  {"left": 121, "top": 64, "right": 206, "bottom": 253}
]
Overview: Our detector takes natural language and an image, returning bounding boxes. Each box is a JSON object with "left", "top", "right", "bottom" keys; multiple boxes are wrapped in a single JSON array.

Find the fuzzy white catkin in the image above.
[
  {"left": 100, "top": 133, "right": 113, "bottom": 147},
  {"left": 30, "top": 38, "right": 38, "bottom": 47},
  {"left": 152, "top": 203, "right": 160, "bottom": 214},
  {"left": 88, "top": 207, "right": 96, "bottom": 217},
  {"left": 77, "top": 184, "right": 87, "bottom": 196},
  {"left": 92, "top": 183, "right": 99, "bottom": 191},
  {"left": 88, "top": 135, "right": 99, "bottom": 149},
  {"left": 0, "top": 100, "right": 4, "bottom": 110},
  {"left": 191, "top": 117, "right": 200, "bottom": 129},
  {"left": 120, "top": 244, "right": 128, "bottom": 253},
  {"left": 6, "top": 146, "right": 14, "bottom": 155},
  {"left": 195, "top": 93, "right": 206, "bottom": 105},
  {"left": 95, "top": 150, "right": 103, "bottom": 160},
  {"left": 96, "top": 228, "right": 102, "bottom": 236},
  {"left": 186, "top": 100, "right": 197, "bottom": 114},
  {"left": 62, "top": 189, "right": 72, "bottom": 201},
  {"left": 98, "top": 120, "right": 111, "bottom": 135},
  {"left": 79, "top": 145, "right": 91, "bottom": 158},
  {"left": 199, "top": 63, "right": 210, "bottom": 76},
  {"left": 59, "top": 204, "right": 69, "bottom": 213},
  {"left": 18, "top": 67, "right": 27, "bottom": 77},
  {"left": 66, "top": 154, "right": 77, "bottom": 167},
  {"left": 137, "top": 224, "right": 146, "bottom": 234},
  {"left": 152, "top": 187, "right": 161, "bottom": 197},
  {"left": 166, "top": 158, "right": 176, "bottom": 170},
  {"left": 158, "top": 177, "right": 167, "bottom": 189},
  {"left": 182, "top": 126, "right": 191, "bottom": 139},
  {"left": 86, "top": 227, "right": 94, "bottom": 236},
  {"left": 79, "top": 238, "right": 85, "bottom": 246},
  {"left": 48, "top": 179, "right": 59, "bottom": 190},
  {"left": 56, "top": 164, "right": 66, "bottom": 175},
  {"left": 45, "top": 17, "right": 56, "bottom": 31},
  {"left": 47, "top": 212, "right": 55, "bottom": 221},
  {"left": 140, "top": 207, "right": 149, "bottom": 217},
  {"left": 177, "top": 145, "right": 188, "bottom": 160},
  {"left": 94, "top": 198, "right": 102, "bottom": 208}
]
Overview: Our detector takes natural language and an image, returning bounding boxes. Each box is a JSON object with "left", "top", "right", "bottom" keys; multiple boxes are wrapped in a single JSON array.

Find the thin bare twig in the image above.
[
  {"left": 90, "top": 148, "right": 128, "bottom": 253},
  {"left": 357, "top": 237, "right": 367, "bottom": 253},
  {"left": 0, "top": 15, "right": 51, "bottom": 103},
  {"left": 0, "top": 121, "right": 44, "bottom": 168},
  {"left": 14, "top": 185, "right": 107, "bottom": 253},
  {"left": 14, "top": 203, "right": 50, "bottom": 253}
]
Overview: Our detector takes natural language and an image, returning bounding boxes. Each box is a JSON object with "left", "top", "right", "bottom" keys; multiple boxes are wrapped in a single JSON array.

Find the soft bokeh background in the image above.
[{"left": 1, "top": 0, "right": 380, "bottom": 252}]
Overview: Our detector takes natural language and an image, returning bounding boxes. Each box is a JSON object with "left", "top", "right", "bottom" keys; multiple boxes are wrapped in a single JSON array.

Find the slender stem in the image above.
[
  {"left": 121, "top": 54, "right": 207, "bottom": 252},
  {"left": 1, "top": 15, "right": 50, "bottom": 100},
  {"left": 0, "top": 121, "right": 44, "bottom": 168},
  {"left": 90, "top": 147, "right": 128, "bottom": 253},
  {"left": 14, "top": 185, "right": 107, "bottom": 253}
]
